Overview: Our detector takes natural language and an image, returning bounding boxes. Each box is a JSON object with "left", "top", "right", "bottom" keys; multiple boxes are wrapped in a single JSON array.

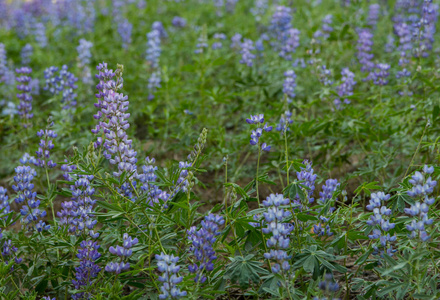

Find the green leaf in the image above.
[{"left": 224, "top": 255, "right": 269, "bottom": 288}]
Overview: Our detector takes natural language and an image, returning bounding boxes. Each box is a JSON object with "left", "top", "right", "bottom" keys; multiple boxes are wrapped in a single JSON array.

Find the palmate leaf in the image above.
[{"left": 224, "top": 254, "right": 269, "bottom": 288}]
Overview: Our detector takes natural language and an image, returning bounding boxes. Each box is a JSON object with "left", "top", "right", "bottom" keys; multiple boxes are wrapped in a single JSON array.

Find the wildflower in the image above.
[
  {"left": 239, "top": 39, "right": 256, "bottom": 67},
  {"left": 12, "top": 154, "right": 49, "bottom": 232},
  {"left": 283, "top": 70, "right": 297, "bottom": 102},
  {"left": 212, "top": 33, "right": 226, "bottom": 50},
  {"left": 368, "top": 4, "right": 381, "bottom": 27},
  {"left": 318, "top": 65, "right": 333, "bottom": 86},
  {"left": 72, "top": 241, "right": 101, "bottom": 300},
  {"left": 187, "top": 214, "right": 224, "bottom": 283},
  {"left": 230, "top": 33, "right": 242, "bottom": 49},
  {"left": 33, "top": 22, "right": 47, "bottom": 48},
  {"left": 0, "top": 187, "right": 10, "bottom": 217},
  {"left": 77, "top": 39, "right": 93, "bottom": 84},
  {"left": 334, "top": 68, "right": 356, "bottom": 110},
  {"left": 44, "top": 65, "right": 78, "bottom": 109},
  {"left": 21, "top": 43, "right": 33, "bottom": 66},
  {"left": 35, "top": 127, "right": 57, "bottom": 169},
  {"left": 172, "top": 16, "right": 186, "bottom": 28},
  {"left": 368, "top": 63, "right": 390, "bottom": 86},
  {"left": 296, "top": 160, "right": 317, "bottom": 204},
  {"left": 0, "top": 229, "right": 22, "bottom": 266},
  {"left": 16, "top": 67, "right": 33, "bottom": 128},
  {"left": 146, "top": 29, "right": 161, "bottom": 68},
  {"left": 118, "top": 18, "right": 132, "bottom": 49},
  {"left": 356, "top": 28, "right": 375, "bottom": 72},
  {"left": 276, "top": 110, "right": 293, "bottom": 132},
  {"left": 105, "top": 233, "right": 138, "bottom": 274},
  {"left": 156, "top": 252, "right": 187, "bottom": 299},
  {"left": 262, "top": 194, "right": 293, "bottom": 274},
  {"left": 314, "top": 14, "right": 333, "bottom": 42},
  {"left": 313, "top": 274, "right": 340, "bottom": 300},
  {"left": 318, "top": 179, "right": 339, "bottom": 212}
]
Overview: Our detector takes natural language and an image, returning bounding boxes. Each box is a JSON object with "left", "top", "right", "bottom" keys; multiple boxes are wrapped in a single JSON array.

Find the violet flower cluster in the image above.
[
  {"left": 212, "top": 33, "right": 226, "bottom": 50},
  {"left": 334, "top": 68, "right": 356, "bottom": 110},
  {"left": 246, "top": 114, "right": 272, "bottom": 152},
  {"left": 318, "top": 65, "right": 333, "bottom": 86},
  {"left": 269, "top": 6, "right": 296, "bottom": 58},
  {"left": 146, "top": 29, "right": 161, "bottom": 69},
  {"left": 172, "top": 16, "right": 186, "bottom": 28},
  {"left": 92, "top": 63, "right": 138, "bottom": 178},
  {"left": 239, "top": 39, "right": 256, "bottom": 67},
  {"left": 356, "top": 28, "right": 375, "bottom": 72},
  {"left": 33, "top": 22, "right": 47, "bottom": 48},
  {"left": 366, "top": 192, "right": 397, "bottom": 256},
  {"left": 314, "top": 14, "right": 333, "bottom": 42},
  {"left": 195, "top": 33, "right": 208, "bottom": 54},
  {"left": 137, "top": 157, "right": 170, "bottom": 206},
  {"left": 250, "top": 0, "right": 268, "bottom": 21},
  {"left": 313, "top": 274, "right": 340, "bottom": 300},
  {"left": 404, "top": 165, "right": 437, "bottom": 241},
  {"left": 368, "top": 63, "right": 390, "bottom": 86},
  {"left": 275, "top": 110, "right": 293, "bottom": 132},
  {"left": 57, "top": 175, "right": 99, "bottom": 238},
  {"left": 187, "top": 213, "right": 224, "bottom": 283},
  {"left": 77, "top": 39, "right": 93, "bottom": 84},
  {"left": 0, "top": 43, "right": 7, "bottom": 83},
  {"left": 44, "top": 65, "right": 79, "bottom": 109},
  {"left": 283, "top": 70, "right": 296, "bottom": 103},
  {"left": 230, "top": 33, "right": 242, "bottom": 49},
  {"left": 156, "top": 252, "right": 187, "bottom": 299},
  {"left": 0, "top": 186, "right": 10, "bottom": 217},
  {"left": 296, "top": 160, "right": 317, "bottom": 205},
  {"left": 368, "top": 4, "right": 381, "bottom": 27},
  {"left": 118, "top": 18, "right": 132, "bottom": 50},
  {"left": 35, "top": 125, "right": 57, "bottom": 169},
  {"left": 21, "top": 43, "right": 33, "bottom": 66},
  {"left": 262, "top": 194, "right": 293, "bottom": 274},
  {"left": 318, "top": 179, "right": 339, "bottom": 212},
  {"left": 13, "top": 154, "right": 49, "bottom": 232},
  {"left": 0, "top": 229, "right": 22, "bottom": 266},
  {"left": 16, "top": 67, "right": 34, "bottom": 128},
  {"left": 72, "top": 240, "right": 101, "bottom": 300},
  {"left": 105, "top": 233, "right": 138, "bottom": 274}
]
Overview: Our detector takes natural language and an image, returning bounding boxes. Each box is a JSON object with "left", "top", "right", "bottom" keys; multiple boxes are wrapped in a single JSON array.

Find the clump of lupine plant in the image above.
[
  {"left": 1, "top": 1, "right": 440, "bottom": 299},
  {"left": 44, "top": 65, "right": 79, "bottom": 109}
]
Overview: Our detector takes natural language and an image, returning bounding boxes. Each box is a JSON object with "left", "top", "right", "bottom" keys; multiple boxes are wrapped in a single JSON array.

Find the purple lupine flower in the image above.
[
  {"left": 57, "top": 175, "right": 99, "bottom": 238},
  {"left": 356, "top": 28, "right": 375, "bottom": 72},
  {"left": 152, "top": 21, "right": 168, "bottom": 39},
  {"left": 77, "top": 39, "right": 93, "bottom": 84},
  {"left": 368, "top": 4, "right": 381, "bottom": 27},
  {"left": 212, "top": 33, "right": 226, "bottom": 50},
  {"left": 297, "top": 160, "right": 317, "bottom": 204},
  {"left": 0, "top": 229, "right": 22, "bottom": 266},
  {"left": 33, "top": 22, "right": 47, "bottom": 47},
  {"left": 414, "top": 0, "right": 438, "bottom": 58},
  {"left": 61, "top": 160, "right": 77, "bottom": 181},
  {"left": 262, "top": 194, "right": 293, "bottom": 274},
  {"left": 92, "top": 63, "right": 138, "bottom": 178},
  {"left": 35, "top": 126, "right": 57, "bottom": 169},
  {"left": 156, "top": 252, "right": 187, "bottom": 299},
  {"left": 269, "top": 6, "right": 292, "bottom": 47},
  {"left": 314, "top": 274, "right": 340, "bottom": 300},
  {"left": 16, "top": 67, "right": 33, "bottom": 128},
  {"left": 72, "top": 240, "right": 101, "bottom": 300},
  {"left": 250, "top": 0, "right": 268, "bottom": 21},
  {"left": 279, "top": 28, "right": 300, "bottom": 60},
  {"left": 146, "top": 29, "right": 161, "bottom": 68},
  {"left": 314, "top": 14, "right": 333, "bottom": 42},
  {"left": 172, "top": 16, "right": 186, "bottom": 28},
  {"left": 368, "top": 63, "right": 390, "bottom": 86},
  {"left": 230, "top": 33, "right": 242, "bottom": 49},
  {"left": 137, "top": 157, "right": 170, "bottom": 206},
  {"left": 44, "top": 65, "right": 78, "bottom": 109},
  {"left": 118, "top": 18, "right": 132, "bottom": 50},
  {"left": 195, "top": 33, "right": 208, "bottom": 54},
  {"left": 318, "top": 65, "right": 333, "bottom": 86},
  {"left": 12, "top": 154, "right": 49, "bottom": 232},
  {"left": 148, "top": 70, "right": 161, "bottom": 100},
  {"left": 366, "top": 192, "right": 397, "bottom": 256},
  {"left": 105, "top": 233, "right": 138, "bottom": 274},
  {"left": 42, "top": 297, "right": 56, "bottom": 300},
  {"left": 283, "top": 70, "right": 296, "bottom": 102},
  {"left": 247, "top": 114, "right": 272, "bottom": 151},
  {"left": 239, "top": 39, "right": 256, "bottom": 67},
  {"left": 20, "top": 43, "right": 33, "bottom": 66},
  {"left": 187, "top": 213, "right": 224, "bottom": 283},
  {"left": 334, "top": 68, "right": 356, "bottom": 110},
  {"left": 313, "top": 216, "right": 334, "bottom": 237},
  {"left": 0, "top": 187, "right": 11, "bottom": 218},
  {"left": 385, "top": 34, "right": 395, "bottom": 53},
  {"left": 318, "top": 179, "right": 339, "bottom": 212},
  {"left": 276, "top": 110, "right": 293, "bottom": 132},
  {"left": 0, "top": 43, "right": 7, "bottom": 83}
]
